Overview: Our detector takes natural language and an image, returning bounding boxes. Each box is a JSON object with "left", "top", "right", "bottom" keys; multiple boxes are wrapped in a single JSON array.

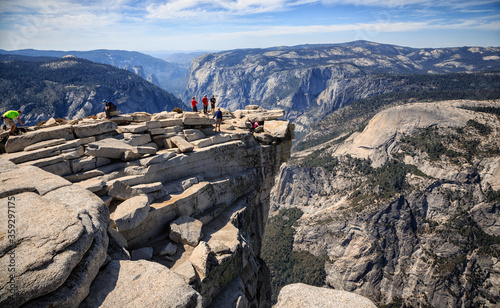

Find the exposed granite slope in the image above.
[
  {"left": 0, "top": 106, "right": 293, "bottom": 307},
  {"left": 271, "top": 100, "right": 500, "bottom": 307}
]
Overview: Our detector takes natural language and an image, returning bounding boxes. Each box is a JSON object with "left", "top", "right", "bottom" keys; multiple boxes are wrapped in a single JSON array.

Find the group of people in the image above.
[
  {"left": 2, "top": 96, "right": 225, "bottom": 137},
  {"left": 191, "top": 95, "right": 223, "bottom": 131},
  {"left": 191, "top": 95, "right": 217, "bottom": 114}
]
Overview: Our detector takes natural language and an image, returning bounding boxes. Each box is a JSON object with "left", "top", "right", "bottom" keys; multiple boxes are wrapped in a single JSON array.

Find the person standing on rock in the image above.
[
  {"left": 210, "top": 95, "right": 216, "bottom": 114},
  {"left": 202, "top": 95, "right": 209, "bottom": 115},
  {"left": 103, "top": 100, "right": 117, "bottom": 119},
  {"left": 213, "top": 107, "right": 223, "bottom": 132},
  {"left": 2, "top": 109, "right": 24, "bottom": 135},
  {"left": 191, "top": 97, "right": 198, "bottom": 112}
]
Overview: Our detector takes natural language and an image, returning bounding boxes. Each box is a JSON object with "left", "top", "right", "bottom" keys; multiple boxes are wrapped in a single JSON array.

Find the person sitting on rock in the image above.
[
  {"left": 213, "top": 108, "right": 223, "bottom": 132},
  {"left": 103, "top": 100, "right": 117, "bottom": 119},
  {"left": 191, "top": 97, "right": 198, "bottom": 112},
  {"left": 2, "top": 109, "right": 24, "bottom": 135}
]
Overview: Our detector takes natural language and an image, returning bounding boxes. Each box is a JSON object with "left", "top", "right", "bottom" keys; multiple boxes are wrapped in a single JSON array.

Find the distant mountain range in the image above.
[
  {"left": 0, "top": 49, "right": 188, "bottom": 95},
  {"left": 182, "top": 40, "right": 500, "bottom": 132},
  {"left": 2, "top": 40, "right": 499, "bottom": 131},
  {"left": 0, "top": 55, "right": 185, "bottom": 125}
]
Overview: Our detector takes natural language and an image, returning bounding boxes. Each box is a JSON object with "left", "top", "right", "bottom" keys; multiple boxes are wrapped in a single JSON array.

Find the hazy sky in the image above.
[{"left": 0, "top": 0, "right": 499, "bottom": 53}]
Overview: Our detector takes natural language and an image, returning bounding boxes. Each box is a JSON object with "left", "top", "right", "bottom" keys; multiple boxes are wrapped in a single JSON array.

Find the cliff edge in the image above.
[{"left": 0, "top": 106, "right": 293, "bottom": 307}]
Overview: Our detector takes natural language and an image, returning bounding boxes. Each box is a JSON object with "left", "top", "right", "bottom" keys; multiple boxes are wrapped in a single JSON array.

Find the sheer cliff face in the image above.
[
  {"left": 271, "top": 100, "right": 500, "bottom": 307},
  {"left": 182, "top": 42, "right": 500, "bottom": 132}
]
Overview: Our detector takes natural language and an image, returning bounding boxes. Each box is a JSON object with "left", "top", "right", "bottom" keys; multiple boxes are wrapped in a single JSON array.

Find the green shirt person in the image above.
[{"left": 2, "top": 110, "right": 24, "bottom": 135}]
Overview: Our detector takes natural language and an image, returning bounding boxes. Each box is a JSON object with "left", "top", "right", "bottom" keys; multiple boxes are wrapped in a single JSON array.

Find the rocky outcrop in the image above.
[
  {"left": 332, "top": 100, "right": 483, "bottom": 167},
  {"left": 0, "top": 161, "right": 109, "bottom": 308},
  {"left": 0, "top": 106, "right": 292, "bottom": 307},
  {"left": 80, "top": 260, "right": 202, "bottom": 308},
  {"left": 273, "top": 283, "right": 376, "bottom": 308},
  {"left": 271, "top": 100, "right": 500, "bottom": 307}
]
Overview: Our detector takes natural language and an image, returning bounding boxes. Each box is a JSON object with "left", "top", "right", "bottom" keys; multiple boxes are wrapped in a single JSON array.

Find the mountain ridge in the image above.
[
  {"left": 0, "top": 55, "right": 186, "bottom": 125},
  {"left": 0, "top": 48, "right": 188, "bottom": 95},
  {"left": 183, "top": 41, "right": 500, "bottom": 135}
]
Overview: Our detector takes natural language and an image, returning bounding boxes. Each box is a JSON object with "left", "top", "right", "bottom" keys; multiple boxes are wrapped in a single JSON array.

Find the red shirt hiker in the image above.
[{"left": 191, "top": 97, "right": 198, "bottom": 112}]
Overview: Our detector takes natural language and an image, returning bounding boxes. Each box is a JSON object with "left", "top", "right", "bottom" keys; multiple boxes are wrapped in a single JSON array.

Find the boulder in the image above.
[
  {"left": 122, "top": 133, "right": 152, "bottom": 146},
  {"left": 159, "top": 118, "right": 183, "bottom": 127},
  {"left": 159, "top": 242, "right": 178, "bottom": 256},
  {"left": 253, "top": 132, "right": 275, "bottom": 144},
  {"left": 246, "top": 110, "right": 285, "bottom": 122},
  {"left": 132, "top": 182, "right": 164, "bottom": 194},
  {"left": 40, "top": 160, "right": 72, "bottom": 176},
  {"left": 130, "top": 112, "right": 151, "bottom": 122},
  {"left": 0, "top": 184, "right": 108, "bottom": 308},
  {"left": 146, "top": 121, "right": 162, "bottom": 129},
  {"left": 73, "top": 121, "right": 118, "bottom": 138},
  {"left": 86, "top": 138, "right": 132, "bottom": 159},
  {"left": 273, "top": 283, "right": 377, "bottom": 308},
  {"left": 184, "top": 129, "right": 206, "bottom": 142},
  {"left": 164, "top": 125, "right": 183, "bottom": 134},
  {"left": 70, "top": 156, "right": 97, "bottom": 173},
  {"left": 118, "top": 124, "right": 148, "bottom": 133},
  {"left": 169, "top": 215, "right": 203, "bottom": 246},
  {"left": 113, "top": 194, "right": 150, "bottom": 231},
  {"left": 109, "top": 114, "right": 133, "bottom": 124},
  {"left": 172, "top": 261, "right": 197, "bottom": 284},
  {"left": 0, "top": 165, "right": 71, "bottom": 198},
  {"left": 80, "top": 260, "right": 202, "bottom": 308},
  {"left": 245, "top": 105, "right": 260, "bottom": 110},
  {"left": 132, "top": 146, "right": 157, "bottom": 155},
  {"left": 149, "top": 127, "right": 168, "bottom": 135},
  {"left": 131, "top": 247, "right": 153, "bottom": 260},
  {"left": 60, "top": 145, "right": 85, "bottom": 160},
  {"left": 170, "top": 136, "right": 194, "bottom": 153},
  {"left": 191, "top": 138, "right": 214, "bottom": 149},
  {"left": 151, "top": 111, "right": 174, "bottom": 121},
  {"left": 5, "top": 125, "right": 74, "bottom": 153},
  {"left": 188, "top": 241, "right": 218, "bottom": 280},
  {"left": 264, "top": 120, "right": 290, "bottom": 139},
  {"left": 139, "top": 151, "right": 176, "bottom": 166},
  {"left": 182, "top": 177, "right": 199, "bottom": 190},
  {"left": 107, "top": 181, "right": 140, "bottom": 201},
  {"left": 74, "top": 177, "right": 106, "bottom": 193}
]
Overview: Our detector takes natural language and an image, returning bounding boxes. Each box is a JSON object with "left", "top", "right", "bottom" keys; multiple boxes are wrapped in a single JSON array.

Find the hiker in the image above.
[
  {"left": 103, "top": 100, "right": 117, "bottom": 118},
  {"left": 210, "top": 95, "right": 216, "bottom": 113},
  {"left": 202, "top": 95, "right": 209, "bottom": 114},
  {"left": 191, "top": 97, "right": 198, "bottom": 112},
  {"left": 213, "top": 107, "right": 223, "bottom": 132},
  {"left": 2, "top": 109, "right": 24, "bottom": 135}
]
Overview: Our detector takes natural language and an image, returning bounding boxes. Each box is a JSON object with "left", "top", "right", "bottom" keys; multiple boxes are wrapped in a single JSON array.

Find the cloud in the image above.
[{"left": 145, "top": 0, "right": 314, "bottom": 20}]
